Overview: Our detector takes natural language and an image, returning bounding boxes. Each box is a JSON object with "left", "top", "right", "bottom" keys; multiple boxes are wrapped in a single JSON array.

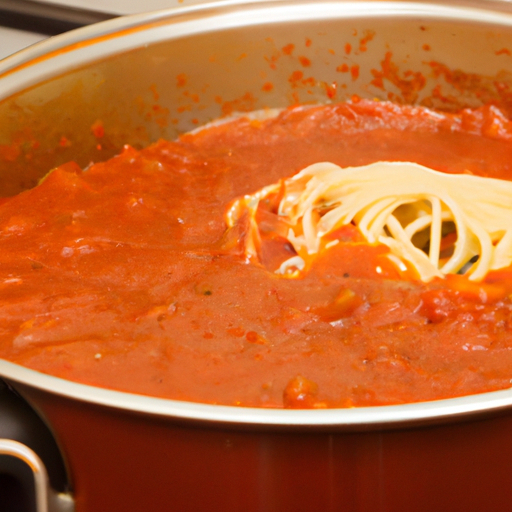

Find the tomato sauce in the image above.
[{"left": 2, "top": 99, "right": 512, "bottom": 408}]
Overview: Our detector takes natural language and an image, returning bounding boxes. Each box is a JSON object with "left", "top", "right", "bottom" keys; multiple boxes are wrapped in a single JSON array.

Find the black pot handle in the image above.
[{"left": 0, "top": 380, "right": 74, "bottom": 512}]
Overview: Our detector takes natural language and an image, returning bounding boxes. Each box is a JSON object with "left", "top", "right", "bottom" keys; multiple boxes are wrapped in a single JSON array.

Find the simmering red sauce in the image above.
[{"left": 2, "top": 99, "right": 512, "bottom": 408}]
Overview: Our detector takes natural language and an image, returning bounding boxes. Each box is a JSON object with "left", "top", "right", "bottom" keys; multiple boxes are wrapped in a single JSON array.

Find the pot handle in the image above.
[
  {"left": 0, "top": 380, "right": 74, "bottom": 512},
  {"left": 0, "top": 439, "right": 74, "bottom": 512}
]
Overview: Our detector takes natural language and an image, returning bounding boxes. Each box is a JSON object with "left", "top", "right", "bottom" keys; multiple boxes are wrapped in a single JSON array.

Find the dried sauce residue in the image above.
[
  {"left": 358, "top": 30, "right": 375, "bottom": 53},
  {"left": 59, "top": 136, "right": 71, "bottom": 148},
  {"left": 183, "top": 91, "right": 200, "bottom": 103},
  {"left": 149, "top": 84, "right": 160, "bottom": 101},
  {"left": 0, "top": 140, "right": 23, "bottom": 162},
  {"left": 288, "top": 70, "right": 304, "bottom": 86},
  {"left": 265, "top": 50, "right": 281, "bottom": 70},
  {"left": 324, "top": 82, "right": 338, "bottom": 99},
  {"left": 496, "top": 48, "right": 512, "bottom": 57},
  {"left": 282, "top": 43, "right": 295, "bottom": 55},
  {"left": 220, "top": 92, "right": 257, "bottom": 116},
  {"left": 91, "top": 120, "right": 104, "bottom": 139},
  {"left": 350, "top": 65, "right": 360, "bottom": 81},
  {"left": 424, "top": 61, "right": 512, "bottom": 114},
  {"left": 176, "top": 73, "right": 187, "bottom": 87},
  {"left": 151, "top": 105, "right": 170, "bottom": 128},
  {"left": 371, "top": 51, "right": 427, "bottom": 103},
  {"left": 299, "top": 56, "right": 312, "bottom": 68}
]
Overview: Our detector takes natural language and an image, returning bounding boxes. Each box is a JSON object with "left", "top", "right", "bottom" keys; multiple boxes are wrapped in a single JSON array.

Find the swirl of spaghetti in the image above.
[{"left": 226, "top": 161, "right": 512, "bottom": 281}]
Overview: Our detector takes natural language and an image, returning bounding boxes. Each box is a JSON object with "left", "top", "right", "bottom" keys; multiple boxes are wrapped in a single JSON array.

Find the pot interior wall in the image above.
[
  {"left": 2, "top": 3, "right": 512, "bottom": 196},
  {"left": 4, "top": 4, "right": 512, "bottom": 511}
]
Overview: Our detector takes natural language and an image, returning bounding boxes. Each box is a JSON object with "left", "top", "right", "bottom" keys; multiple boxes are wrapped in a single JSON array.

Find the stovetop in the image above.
[
  {"left": 0, "top": 25, "right": 46, "bottom": 60},
  {"left": 0, "top": 0, "right": 191, "bottom": 60}
]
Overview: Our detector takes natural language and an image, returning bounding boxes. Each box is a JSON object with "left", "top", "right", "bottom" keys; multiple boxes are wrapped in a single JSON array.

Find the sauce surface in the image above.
[{"left": 2, "top": 99, "right": 512, "bottom": 408}]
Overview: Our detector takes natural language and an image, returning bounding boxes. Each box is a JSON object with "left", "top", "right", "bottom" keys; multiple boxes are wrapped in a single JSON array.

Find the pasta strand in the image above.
[{"left": 226, "top": 161, "right": 512, "bottom": 281}]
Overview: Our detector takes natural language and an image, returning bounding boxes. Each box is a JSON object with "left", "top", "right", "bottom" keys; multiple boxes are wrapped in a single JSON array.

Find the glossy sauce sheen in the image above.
[{"left": 2, "top": 100, "right": 512, "bottom": 408}]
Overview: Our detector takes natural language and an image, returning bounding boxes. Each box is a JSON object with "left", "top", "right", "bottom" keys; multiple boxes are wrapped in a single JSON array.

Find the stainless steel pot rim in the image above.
[{"left": 2, "top": 358, "right": 512, "bottom": 427}]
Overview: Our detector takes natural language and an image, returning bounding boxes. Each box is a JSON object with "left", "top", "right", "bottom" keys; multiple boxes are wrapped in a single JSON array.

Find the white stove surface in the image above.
[
  {"left": 0, "top": 26, "right": 47, "bottom": 60},
  {"left": 0, "top": 0, "right": 209, "bottom": 60},
  {"left": 28, "top": 0, "right": 185, "bottom": 15}
]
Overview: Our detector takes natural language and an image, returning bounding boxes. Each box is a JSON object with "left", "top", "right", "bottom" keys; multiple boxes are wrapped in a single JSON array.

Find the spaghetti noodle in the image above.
[{"left": 227, "top": 161, "right": 512, "bottom": 281}]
